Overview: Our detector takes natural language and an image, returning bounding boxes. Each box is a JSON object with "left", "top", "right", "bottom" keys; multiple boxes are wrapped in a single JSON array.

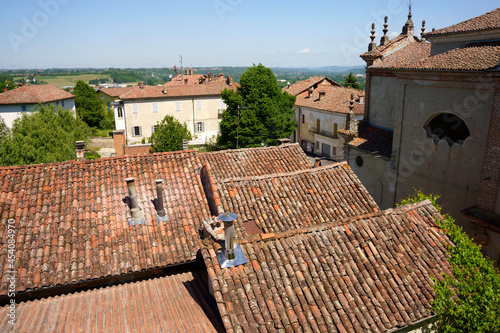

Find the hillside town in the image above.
[{"left": 0, "top": 4, "right": 499, "bottom": 333}]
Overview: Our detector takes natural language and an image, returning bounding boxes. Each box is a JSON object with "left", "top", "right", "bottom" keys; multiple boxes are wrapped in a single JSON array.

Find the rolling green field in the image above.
[{"left": 35, "top": 74, "right": 113, "bottom": 87}]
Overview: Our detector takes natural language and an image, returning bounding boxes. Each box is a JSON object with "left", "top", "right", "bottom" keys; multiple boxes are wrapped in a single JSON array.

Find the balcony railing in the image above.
[{"left": 309, "top": 127, "right": 338, "bottom": 140}]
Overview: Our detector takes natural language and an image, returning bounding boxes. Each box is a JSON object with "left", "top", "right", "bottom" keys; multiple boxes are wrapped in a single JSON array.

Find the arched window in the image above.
[
  {"left": 117, "top": 107, "right": 123, "bottom": 118},
  {"left": 424, "top": 113, "right": 470, "bottom": 146}
]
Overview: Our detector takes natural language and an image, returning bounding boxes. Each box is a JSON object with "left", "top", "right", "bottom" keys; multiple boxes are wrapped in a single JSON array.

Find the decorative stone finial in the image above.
[
  {"left": 380, "top": 16, "right": 390, "bottom": 46},
  {"left": 432, "top": 28, "right": 436, "bottom": 32},
  {"left": 368, "top": 23, "right": 377, "bottom": 51},
  {"left": 347, "top": 94, "right": 358, "bottom": 132},
  {"left": 402, "top": 8, "right": 414, "bottom": 36},
  {"left": 349, "top": 93, "right": 355, "bottom": 112},
  {"left": 421, "top": 20, "right": 426, "bottom": 39}
]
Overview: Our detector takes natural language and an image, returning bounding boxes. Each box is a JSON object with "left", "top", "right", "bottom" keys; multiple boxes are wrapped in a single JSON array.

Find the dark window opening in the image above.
[
  {"left": 356, "top": 156, "right": 364, "bottom": 167},
  {"left": 425, "top": 113, "right": 470, "bottom": 146}
]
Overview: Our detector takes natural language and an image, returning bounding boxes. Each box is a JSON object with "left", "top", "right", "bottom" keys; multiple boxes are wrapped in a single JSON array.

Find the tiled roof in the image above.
[
  {"left": 202, "top": 200, "right": 453, "bottom": 332},
  {"left": 424, "top": 7, "right": 500, "bottom": 37},
  {"left": 209, "top": 163, "right": 380, "bottom": 238},
  {"left": 348, "top": 126, "right": 394, "bottom": 158},
  {"left": 404, "top": 42, "right": 500, "bottom": 71},
  {"left": 199, "top": 143, "right": 313, "bottom": 181},
  {"left": 361, "top": 35, "right": 418, "bottom": 58},
  {"left": 97, "top": 86, "right": 134, "bottom": 97},
  {"left": 461, "top": 206, "right": 500, "bottom": 228},
  {"left": 119, "top": 81, "right": 238, "bottom": 100},
  {"left": 0, "top": 151, "right": 210, "bottom": 295},
  {"left": 369, "top": 42, "right": 431, "bottom": 69},
  {"left": 165, "top": 74, "right": 217, "bottom": 86},
  {"left": 294, "top": 85, "right": 365, "bottom": 114},
  {"left": 282, "top": 76, "right": 341, "bottom": 96},
  {"left": 0, "top": 269, "right": 225, "bottom": 332},
  {"left": 0, "top": 84, "right": 74, "bottom": 105}
]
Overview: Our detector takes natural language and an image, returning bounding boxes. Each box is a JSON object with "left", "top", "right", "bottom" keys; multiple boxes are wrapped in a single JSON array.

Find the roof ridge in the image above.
[
  {"left": 0, "top": 149, "right": 198, "bottom": 170},
  {"left": 218, "top": 161, "right": 346, "bottom": 184},
  {"left": 199, "top": 143, "right": 301, "bottom": 156}
]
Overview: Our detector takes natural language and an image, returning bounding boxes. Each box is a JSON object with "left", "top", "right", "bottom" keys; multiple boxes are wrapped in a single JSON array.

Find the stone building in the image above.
[{"left": 345, "top": 8, "right": 500, "bottom": 265}]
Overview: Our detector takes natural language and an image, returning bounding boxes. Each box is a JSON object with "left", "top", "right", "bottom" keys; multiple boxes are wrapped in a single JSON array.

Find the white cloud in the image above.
[{"left": 299, "top": 48, "right": 310, "bottom": 54}]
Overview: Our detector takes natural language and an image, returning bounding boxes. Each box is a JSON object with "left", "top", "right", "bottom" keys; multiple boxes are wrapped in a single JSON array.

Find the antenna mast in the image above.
[{"left": 179, "top": 55, "right": 183, "bottom": 77}]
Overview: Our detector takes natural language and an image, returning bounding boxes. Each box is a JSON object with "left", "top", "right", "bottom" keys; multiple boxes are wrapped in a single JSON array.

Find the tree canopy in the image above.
[
  {"left": 73, "top": 80, "right": 106, "bottom": 128},
  {"left": 217, "top": 64, "right": 296, "bottom": 150},
  {"left": 150, "top": 115, "right": 192, "bottom": 152},
  {"left": 0, "top": 74, "right": 16, "bottom": 92},
  {"left": 0, "top": 116, "right": 9, "bottom": 144},
  {"left": 343, "top": 72, "right": 361, "bottom": 90},
  {"left": 399, "top": 191, "right": 500, "bottom": 333},
  {"left": 0, "top": 104, "right": 90, "bottom": 166}
]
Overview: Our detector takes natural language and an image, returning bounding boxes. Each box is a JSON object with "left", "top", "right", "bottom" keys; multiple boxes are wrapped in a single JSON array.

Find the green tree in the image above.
[
  {"left": 0, "top": 104, "right": 90, "bottom": 166},
  {"left": 343, "top": 72, "right": 361, "bottom": 90},
  {"left": 73, "top": 80, "right": 105, "bottom": 128},
  {"left": 399, "top": 190, "right": 500, "bottom": 333},
  {"left": 0, "top": 116, "right": 10, "bottom": 144},
  {"left": 150, "top": 115, "right": 192, "bottom": 152},
  {"left": 0, "top": 74, "right": 16, "bottom": 92},
  {"left": 217, "top": 64, "right": 296, "bottom": 150}
]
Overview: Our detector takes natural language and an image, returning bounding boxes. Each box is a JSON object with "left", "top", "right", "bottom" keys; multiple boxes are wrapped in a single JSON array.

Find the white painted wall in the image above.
[{"left": 0, "top": 98, "right": 75, "bottom": 128}]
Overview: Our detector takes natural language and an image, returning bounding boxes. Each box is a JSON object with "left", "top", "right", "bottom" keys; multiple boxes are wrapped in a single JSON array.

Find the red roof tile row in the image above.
[
  {"left": 424, "top": 7, "right": 500, "bottom": 37},
  {"left": 282, "top": 76, "right": 341, "bottom": 96},
  {"left": 294, "top": 85, "right": 365, "bottom": 114},
  {"left": 210, "top": 163, "right": 380, "bottom": 238},
  {"left": 117, "top": 81, "right": 237, "bottom": 100},
  {"left": 97, "top": 87, "right": 134, "bottom": 98},
  {"left": 0, "top": 270, "right": 224, "bottom": 332},
  {"left": 348, "top": 126, "right": 394, "bottom": 158},
  {"left": 199, "top": 143, "right": 312, "bottom": 181},
  {"left": 0, "top": 85, "right": 74, "bottom": 105},
  {"left": 202, "top": 200, "right": 452, "bottom": 332}
]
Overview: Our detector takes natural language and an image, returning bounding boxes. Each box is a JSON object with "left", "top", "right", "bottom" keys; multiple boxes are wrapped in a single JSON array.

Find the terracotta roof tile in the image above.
[
  {"left": 202, "top": 200, "right": 452, "bottom": 332},
  {"left": 199, "top": 143, "right": 313, "bottom": 181},
  {"left": 210, "top": 162, "right": 379, "bottom": 238},
  {"left": 0, "top": 270, "right": 225, "bottom": 332},
  {"left": 0, "top": 84, "right": 74, "bottom": 105},
  {"left": 294, "top": 85, "right": 365, "bottom": 114},
  {"left": 119, "top": 81, "right": 238, "bottom": 100},
  {"left": 0, "top": 151, "right": 210, "bottom": 295},
  {"left": 424, "top": 7, "right": 500, "bottom": 37},
  {"left": 282, "top": 76, "right": 341, "bottom": 96},
  {"left": 97, "top": 87, "right": 134, "bottom": 97},
  {"left": 369, "top": 42, "right": 431, "bottom": 69},
  {"left": 348, "top": 126, "right": 394, "bottom": 158}
]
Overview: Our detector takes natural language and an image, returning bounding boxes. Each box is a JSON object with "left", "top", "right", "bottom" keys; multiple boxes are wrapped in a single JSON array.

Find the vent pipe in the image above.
[
  {"left": 219, "top": 213, "right": 237, "bottom": 260},
  {"left": 155, "top": 179, "right": 166, "bottom": 217},
  {"left": 125, "top": 177, "right": 141, "bottom": 219}
]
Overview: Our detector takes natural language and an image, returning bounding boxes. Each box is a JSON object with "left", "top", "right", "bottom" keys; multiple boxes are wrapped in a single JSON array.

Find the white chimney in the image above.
[{"left": 76, "top": 141, "right": 85, "bottom": 161}]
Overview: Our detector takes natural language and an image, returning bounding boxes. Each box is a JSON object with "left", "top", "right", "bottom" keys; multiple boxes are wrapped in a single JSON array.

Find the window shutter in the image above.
[
  {"left": 152, "top": 102, "right": 158, "bottom": 113},
  {"left": 132, "top": 104, "right": 138, "bottom": 114},
  {"left": 196, "top": 101, "right": 202, "bottom": 110}
]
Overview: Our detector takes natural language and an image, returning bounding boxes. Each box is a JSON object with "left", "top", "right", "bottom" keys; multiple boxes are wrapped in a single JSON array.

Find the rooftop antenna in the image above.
[{"left": 179, "top": 54, "right": 183, "bottom": 78}]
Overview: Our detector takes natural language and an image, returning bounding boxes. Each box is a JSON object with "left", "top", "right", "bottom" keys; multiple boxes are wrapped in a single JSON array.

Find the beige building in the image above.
[
  {"left": 112, "top": 73, "right": 237, "bottom": 145},
  {"left": 283, "top": 77, "right": 365, "bottom": 160},
  {"left": 345, "top": 8, "right": 500, "bottom": 265}
]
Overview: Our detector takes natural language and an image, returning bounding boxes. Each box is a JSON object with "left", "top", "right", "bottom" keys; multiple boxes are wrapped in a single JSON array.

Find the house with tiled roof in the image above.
[
  {"left": 0, "top": 84, "right": 75, "bottom": 127},
  {"left": 112, "top": 73, "right": 237, "bottom": 146},
  {"left": 290, "top": 79, "right": 365, "bottom": 160},
  {"left": 201, "top": 199, "right": 452, "bottom": 332},
  {"left": 96, "top": 86, "right": 134, "bottom": 111},
  {"left": 345, "top": 7, "right": 500, "bottom": 266}
]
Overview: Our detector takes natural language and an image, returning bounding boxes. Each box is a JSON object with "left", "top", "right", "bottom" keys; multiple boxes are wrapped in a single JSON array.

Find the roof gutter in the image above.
[{"left": 386, "top": 314, "right": 438, "bottom": 333}]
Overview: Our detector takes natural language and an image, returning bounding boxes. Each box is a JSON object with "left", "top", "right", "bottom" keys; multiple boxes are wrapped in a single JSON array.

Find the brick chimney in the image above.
[
  {"left": 139, "top": 81, "right": 144, "bottom": 89},
  {"left": 226, "top": 75, "right": 232, "bottom": 85},
  {"left": 113, "top": 130, "right": 126, "bottom": 157},
  {"left": 184, "top": 78, "right": 188, "bottom": 85},
  {"left": 75, "top": 141, "right": 85, "bottom": 161},
  {"left": 307, "top": 88, "right": 313, "bottom": 98}
]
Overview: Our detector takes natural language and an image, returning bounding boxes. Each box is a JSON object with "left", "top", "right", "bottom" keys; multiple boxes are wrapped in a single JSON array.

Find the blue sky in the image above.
[{"left": 0, "top": 0, "right": 497, "bottom": 69}]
